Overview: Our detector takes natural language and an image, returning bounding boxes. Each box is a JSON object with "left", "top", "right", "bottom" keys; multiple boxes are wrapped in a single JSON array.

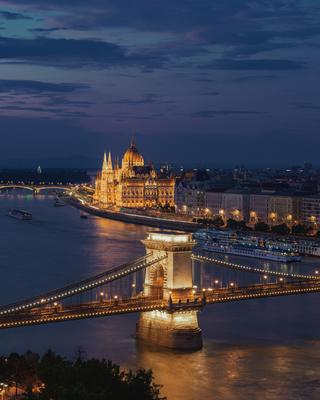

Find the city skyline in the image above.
[
  {"left": 1, "top": 3, "right": 320, "bottom": 399},
  {"left": 0, "top": 1, "right": 319, "bottom": 166}
]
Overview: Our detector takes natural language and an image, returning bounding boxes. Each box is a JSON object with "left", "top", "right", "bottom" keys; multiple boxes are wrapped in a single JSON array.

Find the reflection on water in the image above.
[
  {"left": 0, "top": 194, "right": 320, "bottom": 399},
  {"left": 134, "top": 340, "right": 320, "bottom": 400}
]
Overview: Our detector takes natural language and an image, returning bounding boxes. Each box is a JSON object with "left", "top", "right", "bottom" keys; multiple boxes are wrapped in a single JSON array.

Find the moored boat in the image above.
[
  {"left": 54, "top": 198, "right": 65, "bottom": 207},
  {"left": 194, "top": 228, "right": 301, "bottom": 262},
  {"left": 8, "top": 209, "right": 32, "bottom": 220},
  {"left": 202, "top": 241, "right": 301, "bottom": 262}
]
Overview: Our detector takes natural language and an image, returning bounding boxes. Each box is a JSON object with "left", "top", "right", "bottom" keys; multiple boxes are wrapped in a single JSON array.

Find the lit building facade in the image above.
[
  {"left": 206, "top": 191, "right": 223, "bottom": 216},
  {"left": 300, "top": 195, "right": 320, "bottom": 228},
  {"left": 249, "top": 194, "right": 269, "bottom": 224},
  {"left": 175, "top": 182, "right": 206, "bottom": 216},
  {"left": 221, "top": 191, "right": 250, "bottom": 221},
  {"left": 267, "top": 195, "right": 300, "bottom": 226},
  {"left": 93, "top": 139, "right": 175, "bottom": 209},
  {"left": 206, "top": 190, "right": 301, "bottom": 225}
]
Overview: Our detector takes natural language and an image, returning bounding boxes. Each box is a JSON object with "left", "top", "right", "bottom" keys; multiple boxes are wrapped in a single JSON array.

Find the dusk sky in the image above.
[{"left": 0, "top": 0, "right": 319, "bottom": 167}]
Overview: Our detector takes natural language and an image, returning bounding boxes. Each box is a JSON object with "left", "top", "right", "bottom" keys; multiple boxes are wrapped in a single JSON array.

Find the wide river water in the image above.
[{"left": 0, "top": 194, "right": 320, "bottom": 400}]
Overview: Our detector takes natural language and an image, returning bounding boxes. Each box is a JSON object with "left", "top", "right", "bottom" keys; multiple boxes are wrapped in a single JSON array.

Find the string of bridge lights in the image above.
[
  {"left": 0, "top": 254, "right": 167, "bottom": 317},
  {"left": 192, "top": 253, "right": 320, "bottom": 281}
]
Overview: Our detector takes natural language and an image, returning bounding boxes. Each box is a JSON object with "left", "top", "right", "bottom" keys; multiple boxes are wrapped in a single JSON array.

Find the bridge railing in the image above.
[
  {"left": 1, "top": 280, "right": 320, "bottom": 329},
  {"left": 0, "top": 254, "right": 167, "bottom": 316},
  {"left": 203, "top": 279, "right": 320, "bottom": 304},
  {"left": 0, "top": 296, "right": 167, "bottom": 329}
]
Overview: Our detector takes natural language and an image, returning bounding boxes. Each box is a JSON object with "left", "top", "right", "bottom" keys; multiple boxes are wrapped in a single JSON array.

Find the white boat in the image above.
[
  {"left": 194, "top": 227, "right": 320, "bottom": 258},
  {"left": 8, "top": 209, "right": 32, "bottom": 220},
  {"left": 202, "top": 241, "right": 301, "bottom": 262}
]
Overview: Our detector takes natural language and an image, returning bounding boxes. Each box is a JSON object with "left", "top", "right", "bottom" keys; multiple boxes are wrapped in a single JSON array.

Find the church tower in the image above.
[{"left": 99, "top": 152, "right": 109, "bottom": 206}]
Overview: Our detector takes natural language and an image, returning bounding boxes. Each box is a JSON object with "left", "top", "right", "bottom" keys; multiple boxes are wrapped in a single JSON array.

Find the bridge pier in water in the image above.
[{"left": 136, "top": 232, "right": 203, "bottom": 350}]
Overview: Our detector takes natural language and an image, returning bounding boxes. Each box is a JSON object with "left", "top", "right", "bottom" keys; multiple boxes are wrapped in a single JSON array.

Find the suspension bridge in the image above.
[{"left": 0, "top": 232, "right": 319, "bottom": 350}]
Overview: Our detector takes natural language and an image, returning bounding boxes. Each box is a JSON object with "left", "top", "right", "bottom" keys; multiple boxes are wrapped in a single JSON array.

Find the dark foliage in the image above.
[
  {"left": 254, "top": 221, "right": 270, "bottom": 232},
  {"left": 0, "top": 350, "right": 165, "bottom": 400},
  {"left": 271, "top": 223, "right": 290, "bottom": 235},
  {"left": 226, "top": 218, "right": 246, "bottom": 230},
  {"left": 292, "top": 224, "right": 312, "bottom": 236}
]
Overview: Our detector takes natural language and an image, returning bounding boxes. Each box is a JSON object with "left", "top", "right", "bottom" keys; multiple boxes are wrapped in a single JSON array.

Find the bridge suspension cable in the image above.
[
  {"left": 192, "top": 253, "right": 320, "bottom": 281},
  {"left": 0, "top": 254, "right": 167, "bottom": 316},
  {"left": 204, "top": 280, "right": 320, "bottom": 304}
]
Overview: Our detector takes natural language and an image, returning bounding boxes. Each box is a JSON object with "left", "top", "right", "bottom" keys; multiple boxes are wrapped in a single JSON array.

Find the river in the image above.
[{"left": 0, "top": 194, "right": 319, "bottom": 400}]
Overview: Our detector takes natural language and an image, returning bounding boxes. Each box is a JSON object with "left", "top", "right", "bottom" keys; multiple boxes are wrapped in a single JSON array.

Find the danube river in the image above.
[{"left": 0, "top": 194, "right": 320, "bottom": 400}]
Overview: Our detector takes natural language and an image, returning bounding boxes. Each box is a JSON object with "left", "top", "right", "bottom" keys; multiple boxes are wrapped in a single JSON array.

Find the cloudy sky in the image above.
[{"left": 0, "top": 0, "right": 319, "bottom": 167}]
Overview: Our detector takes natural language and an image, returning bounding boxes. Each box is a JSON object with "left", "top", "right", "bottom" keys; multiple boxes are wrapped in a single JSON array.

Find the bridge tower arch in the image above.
[{"left": 136, "top": 232, "right": 203, "bottom": 350}]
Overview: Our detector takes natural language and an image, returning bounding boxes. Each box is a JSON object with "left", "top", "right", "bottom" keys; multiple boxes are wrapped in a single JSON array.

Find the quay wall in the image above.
[{"left": 67, "top": 197, "right": 202, "bottom": 232}]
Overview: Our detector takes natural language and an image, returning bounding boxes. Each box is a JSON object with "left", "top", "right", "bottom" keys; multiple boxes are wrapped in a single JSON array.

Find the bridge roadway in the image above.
[
  {"left": 0, "top": 184, "right": 69, "bottom": 192},
  {"left": 1, "top": 280, "right": 320, "bottom": 329},
  {"left": 192, "top": 253, "right": 320, "bottom": 281},
  {"left": 0, "top": 254, "right": 167, "bottom": 316},
  {"left": 1, "top": 251, "right": 317, "bottom": 318}
]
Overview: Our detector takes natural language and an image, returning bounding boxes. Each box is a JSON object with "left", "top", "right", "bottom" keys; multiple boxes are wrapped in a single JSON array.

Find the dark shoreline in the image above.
[{"left": 67, "top": 196, "right": 203, "bottom": 232}]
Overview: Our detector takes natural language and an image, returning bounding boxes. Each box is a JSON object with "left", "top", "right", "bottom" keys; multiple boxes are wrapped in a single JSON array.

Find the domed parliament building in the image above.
[{"left": 93, "top": 139, "right": 175, "bottom": 209}]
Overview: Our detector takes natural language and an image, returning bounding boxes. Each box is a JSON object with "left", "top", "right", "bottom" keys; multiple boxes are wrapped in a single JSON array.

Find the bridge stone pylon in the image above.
[{"left": 136, "top": 232, "right": 203, "bottom": 350}]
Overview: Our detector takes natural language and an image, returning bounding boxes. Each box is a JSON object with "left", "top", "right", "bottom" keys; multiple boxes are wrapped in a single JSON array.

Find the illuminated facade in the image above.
[{"left": 93, "top": 139, "right": 175, "bottom": 209}]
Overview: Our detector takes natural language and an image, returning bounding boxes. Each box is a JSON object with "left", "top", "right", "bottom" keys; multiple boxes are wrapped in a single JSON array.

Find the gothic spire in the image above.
[
  {"left": 107, "top": 151, "right": 113, "bottom": 170},
  {"left": 102, "top": 152, "right": 107, "bottom": 170}
]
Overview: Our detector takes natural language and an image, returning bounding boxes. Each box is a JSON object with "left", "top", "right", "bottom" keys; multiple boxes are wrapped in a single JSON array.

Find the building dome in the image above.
[{"left": 122, "top": 139, "right": 144, "bottom": 169}]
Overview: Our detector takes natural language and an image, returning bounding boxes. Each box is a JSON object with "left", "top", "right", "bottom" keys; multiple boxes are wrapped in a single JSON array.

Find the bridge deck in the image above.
[{"left": 1, "top": 280, "right": 319, "bottom": 330}]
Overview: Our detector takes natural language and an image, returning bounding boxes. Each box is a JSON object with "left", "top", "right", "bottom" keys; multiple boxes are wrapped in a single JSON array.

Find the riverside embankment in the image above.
[{"left": 67, "top": 196, "right": 203, "bottom": 232}]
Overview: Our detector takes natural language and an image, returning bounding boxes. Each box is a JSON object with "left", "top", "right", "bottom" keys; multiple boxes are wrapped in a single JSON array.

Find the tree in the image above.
[
  {"left": 0, "top": 350, "right": 166, "bottom": 400},
  {"left": 271, "top": 223, "right": 290, "bottom": 235},
  {"left": 226, "top": 218, "right": 246, "bottom": 230},
  {"left": 254, "top": 222, "right": 270, "bottom": 232},
  {"left": 292, "top": 224, "right": 310, "bottom": 236},
  {"left": 211, "top": 216, "right": 224, "bottom": 227}
]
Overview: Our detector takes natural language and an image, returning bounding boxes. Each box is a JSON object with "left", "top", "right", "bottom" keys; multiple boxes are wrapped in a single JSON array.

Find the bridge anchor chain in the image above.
[{"left": 136, "top": 232, "right": 203, "bottom": 350}]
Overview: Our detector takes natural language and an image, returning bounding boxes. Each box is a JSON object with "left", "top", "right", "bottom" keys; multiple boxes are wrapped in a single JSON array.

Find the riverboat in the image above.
[
  {"left": 8, "top": 209, "right": 32, "bottom": 220},
  {"left": 202, "top": 241, "right": 301, "bottom": 262},
  {"left": 195, "top": 229, "right": 301, "bottom": 262},
  {"left": 54, "top": 198, "right": 65, "bottom": 207}
]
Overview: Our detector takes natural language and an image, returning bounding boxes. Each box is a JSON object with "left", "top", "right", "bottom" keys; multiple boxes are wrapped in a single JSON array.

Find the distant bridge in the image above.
[
  {"left": 0, "top": 232, "right": 319, "bottom": 350},
  {"left": 0, "top": 184, "right": 70, "bottom": 193}
]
